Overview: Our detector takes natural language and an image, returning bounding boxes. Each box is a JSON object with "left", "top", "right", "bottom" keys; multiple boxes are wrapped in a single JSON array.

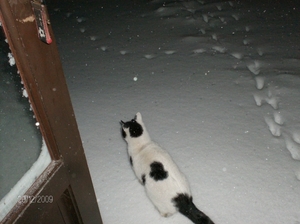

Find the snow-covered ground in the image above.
[
  {"left": 3, "top": 0, "right": 300, "bottom": 223},
  {"left": 48, "top": 0, "right": 300, "bottom": 223}
]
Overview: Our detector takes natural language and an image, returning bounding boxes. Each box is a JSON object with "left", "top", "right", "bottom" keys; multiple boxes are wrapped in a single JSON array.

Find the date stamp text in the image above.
[{"left": 18, "top": 195, "right": 53, "bottom": 204}]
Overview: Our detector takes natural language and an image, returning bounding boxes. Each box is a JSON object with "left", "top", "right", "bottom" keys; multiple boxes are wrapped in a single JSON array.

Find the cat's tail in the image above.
[{"left": 172, "top": 193, "right": 215, "bottom": 224}]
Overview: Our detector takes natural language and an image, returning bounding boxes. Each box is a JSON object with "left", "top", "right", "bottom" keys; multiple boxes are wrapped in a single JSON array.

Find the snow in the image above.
[
  {"left": 0, "top": 140, "right": 50, "bottom": 220},
  {"left": 7, "top": 53, "right": 15, "bottom": 66},
  {"left": 47, "top": 0, "right": 300, "bottom": 223},
  {"left": 1, "top": 0, "right": 300, "bottom": 223}
]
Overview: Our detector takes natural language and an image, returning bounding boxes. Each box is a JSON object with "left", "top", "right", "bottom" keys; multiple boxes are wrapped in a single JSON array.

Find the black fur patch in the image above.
[
  {"left": 141, "top": 174, "right": 146, "bottom": 185},
  {"left": 121, "top": 128, "right": 126, "bottom": 138},
  {"left": 172, "top": 193, "right": 215, "bottom": 224},
  {"left": 172, "top": 193, "right": 193, "bottom": 210},
  {"left": 122, "top": 119, "right": 143, "bottom": 138},
  {"left": 149, "top": 161, "right": 168, "bottom": 181}
]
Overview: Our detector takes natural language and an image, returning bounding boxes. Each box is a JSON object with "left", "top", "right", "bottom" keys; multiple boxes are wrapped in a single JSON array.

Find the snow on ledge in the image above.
[{"left": 0, "top": 139, "right": 51, "bottom": 220}]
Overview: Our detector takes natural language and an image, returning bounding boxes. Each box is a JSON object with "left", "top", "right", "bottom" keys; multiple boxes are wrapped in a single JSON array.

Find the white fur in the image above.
[{"left": 122, "top": 112, "right": 191, "bottom": 217}]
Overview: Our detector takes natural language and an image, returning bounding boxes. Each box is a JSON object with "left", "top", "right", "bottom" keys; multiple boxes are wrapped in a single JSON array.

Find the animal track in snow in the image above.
[
  {"left": 155, "top": 6, "right": 181, "bottom": 17},
  {"left": 231, "top": 14, "right": 239, "bottom": 21},
  {"left": 243, "top": 38, "right": 252, "bottom": 45},
  {"left": 90, "top": 36, "right": 98, "bottom": 41},
  {"left": 273, "top": 111, "right": 284, "bottom": 125},
  {"left": 254, "top": 76, "right": 265, "bottom": 89},
  {"left": 230, "top": 52, "right": 243, "bottom": 60},
  {"left": 76, "top": 17, "right": 87, "bottom": 23},
  {"left": 264, "top": 116, "right": 281, "bottom": 137},
  {"left": 253, "top": 93, "right": 264, "bottom": 107},
  {"left": 252, "top": 93, "right": 279, "bottom": 109},
  {"left": 164, "top": 50, "right": 176, "bottom": 55},
  {"left": 219, "top": 17, "right": 226, "bottom": 23},
  {"left": 292, "top": 131, "right": 300, "bottom": 144},
  {"left": 193, "top": 48, "right": 206, "bottom": 54},
  {"left": 212, "top": 46, "right": 226, "bottom": 53},
  {"left": 257, "top": 48, "right": 264, "bottom": 56},
  {"left": 265, "top": 96, "right": 279, "bottom": 110},
  {"left": 216, "top": 5, "right": 222, "bottom": 11},
  {"left": 283, "top": 134, "right": 300, "bottom": 160},
  {"left": 181, "top": 1, "right": 201, "bottom": 14},
  {"left": 144, "top": 54, "right": 156, "bottom": 59},
  {"left": 120, "top": 50, "right": 128, "bottom": 55},
  {"left": 101, "top": 46, "right": 108, "bottom": 51},
  {"left": 185, "top": 8, "right": 197, "bottom": 14},
  {"left": 202, "top": 14, "right": 209, "bottom": 23},
  {"left": 247, "top": 60, "right": 261, "bottom": 75},
  {"left": 212, "top": 33, "right": 218, "bottom": 41}
]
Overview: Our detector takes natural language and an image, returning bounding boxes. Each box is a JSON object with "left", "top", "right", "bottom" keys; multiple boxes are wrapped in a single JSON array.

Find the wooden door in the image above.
[{"left": 0, "top": 0, "right": 102, "bottom": 223}]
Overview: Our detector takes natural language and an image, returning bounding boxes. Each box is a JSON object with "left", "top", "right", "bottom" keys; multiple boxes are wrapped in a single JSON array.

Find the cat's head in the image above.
[{"left": 120, "top": 112, "right": 150, "bottom": 145}]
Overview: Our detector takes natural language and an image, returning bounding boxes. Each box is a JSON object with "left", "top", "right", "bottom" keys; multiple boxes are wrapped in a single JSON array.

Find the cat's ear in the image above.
[
  {"left": 135, "top": 112, "right": 143, "bottom": 123},
  {"left": 120, "top": 120, "right": 125, "bottom": 127}
]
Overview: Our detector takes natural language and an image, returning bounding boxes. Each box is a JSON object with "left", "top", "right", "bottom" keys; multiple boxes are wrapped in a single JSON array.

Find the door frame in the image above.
[{"left": 0, "top": 0, "right": 102, "bottom": 223}]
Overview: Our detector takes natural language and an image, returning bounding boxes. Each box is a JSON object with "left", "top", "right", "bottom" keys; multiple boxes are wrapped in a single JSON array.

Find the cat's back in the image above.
[
  {"left": 134, "top": 141, "right": 191, "bottom": 216},
  {"left": 135, "top": 141, "right": 177, "bottom": 172},
  {"left": 135, "top": 141, "right": 191, "bottom": 193}
]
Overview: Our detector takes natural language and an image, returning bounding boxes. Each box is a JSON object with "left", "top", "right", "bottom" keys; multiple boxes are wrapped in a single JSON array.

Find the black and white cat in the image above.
[{"left": 120, "top": 112, "right": 214, "bottom": 224}]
